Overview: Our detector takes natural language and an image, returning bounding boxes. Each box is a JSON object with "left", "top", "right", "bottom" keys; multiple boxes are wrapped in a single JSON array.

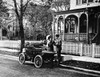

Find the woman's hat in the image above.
[{"left": 46, "top": 35, "right": 51, "bottom": 40}]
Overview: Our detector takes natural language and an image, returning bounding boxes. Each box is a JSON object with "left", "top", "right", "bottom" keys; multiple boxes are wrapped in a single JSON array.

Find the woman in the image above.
[{"left": 46, "top": 35, "right": 54, "bottom": 52}]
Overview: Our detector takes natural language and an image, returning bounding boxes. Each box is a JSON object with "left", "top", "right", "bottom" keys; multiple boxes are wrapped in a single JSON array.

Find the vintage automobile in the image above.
[{"left": 19, "top": 42, "right": 55, "bottom": 68}]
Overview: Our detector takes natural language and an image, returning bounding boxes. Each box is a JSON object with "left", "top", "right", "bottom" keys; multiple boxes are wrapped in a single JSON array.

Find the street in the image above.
[{"left": 0, "top": 54, "right": 99, "bottom": 77}]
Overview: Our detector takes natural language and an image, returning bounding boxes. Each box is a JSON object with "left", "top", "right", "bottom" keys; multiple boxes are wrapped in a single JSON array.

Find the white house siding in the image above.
[{"left": 70, "top": 0, "right": 100, "bottom": 10}]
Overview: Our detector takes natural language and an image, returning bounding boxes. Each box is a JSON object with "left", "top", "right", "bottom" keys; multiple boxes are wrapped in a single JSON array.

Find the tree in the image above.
[
  {"left": 0, "top": 0, "right": 8, "bottom": 25},
  {"left": 0, "top": 0, "right": 8, "bottom": 40},
  {"left": 0, "top": 0, "right": 8, "bottom": 15},
  {"left": 12, "top": 0, "right": 31, "bottom": 53},
  {"left": 41, "top": 0, "right": 53, "bottom": 6},
  {"left": 26, "top": 3, "right": 53, "bottom": 38}
]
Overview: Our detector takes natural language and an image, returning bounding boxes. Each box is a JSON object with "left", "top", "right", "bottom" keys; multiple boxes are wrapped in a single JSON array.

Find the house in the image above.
[
  {"left": 1, "top": 8, "right": 31, "bottom": 40},
  {"left": 51, "top": 0, "right": 100, "bottom": 63},
  {"left": 51, "top": 0, "right": 100, "bottom": 44}
]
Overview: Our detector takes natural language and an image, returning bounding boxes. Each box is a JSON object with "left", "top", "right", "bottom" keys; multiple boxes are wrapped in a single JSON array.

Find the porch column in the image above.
[
  {"left": 52, "top": 14, "right": 55, "bottom": 40},
  {"left": 86, "top": 11, "right": 89, "bottom": 44},
  {"left": 56, "top": 16, "right": 59, "bottom": 34},
  {"left": 54, "top": 16, "right": 58, "bottom": 35},
  {"left": 58, "top": 16, "right": 61, "bottom": 35},
  {"left": 78, "top": 16, "right": 80, "bottom": 41},
  {"left": 61, "top": 17, "right": 65, "bottom": 41}
]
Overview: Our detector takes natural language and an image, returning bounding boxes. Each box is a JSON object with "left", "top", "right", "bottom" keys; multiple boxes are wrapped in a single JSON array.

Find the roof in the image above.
[{"left": 54, "top": 6, "right": 100, "bottom": 15}]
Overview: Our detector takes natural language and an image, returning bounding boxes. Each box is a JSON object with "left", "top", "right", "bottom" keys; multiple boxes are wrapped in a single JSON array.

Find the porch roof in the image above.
[
  {"left": 54, "top": 6, "right": 100, "bottom": 15},
  {"left": 54, "top": 8, "right": 87, "bottom": 15}
]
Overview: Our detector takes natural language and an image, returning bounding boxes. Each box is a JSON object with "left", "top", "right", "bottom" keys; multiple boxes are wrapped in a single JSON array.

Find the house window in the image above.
[
  {"left": 82, "top": 0, "right": 87, "bottom": 4},
  {"left": 65, "top": 17, "right": 77, "bottom": 33},
  {"left": 76, "top": 0, "right": 79, "bottom": 5},
  {"left": 88, "top": 0, "right": 93, "bottom": 2},
  {"left": 80, "top": 14, "right": 87, "bottom": 33},
  {"left": 70, "top": 18, "right": 75, "bottom": 33},
  {"left": 58, "top": 16, "right": 63, "bottom": 34},
  {"left": 76, "top": 0, "right": 81, "bottom": 5}
]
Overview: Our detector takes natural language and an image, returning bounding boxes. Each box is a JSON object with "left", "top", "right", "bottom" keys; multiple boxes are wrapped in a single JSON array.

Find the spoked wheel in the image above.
[
  {"left": 34, "top": 55, "right": 43, "bottom": 68},
  {"left": 19, "top": 53, "right": 26, "bottom": 65}
]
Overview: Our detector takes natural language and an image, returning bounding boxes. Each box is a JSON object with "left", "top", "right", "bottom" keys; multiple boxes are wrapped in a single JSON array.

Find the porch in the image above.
[{"left": 53, "top": 7, "right": 100, "bottom": 44}]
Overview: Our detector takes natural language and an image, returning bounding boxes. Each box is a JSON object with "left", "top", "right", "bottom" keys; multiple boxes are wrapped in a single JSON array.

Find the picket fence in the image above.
[
  {"left": 0, "top": 40, "right": 43, "bottom": 49},
  {"left": 62, "top": 42, "right": 100, "bottom": 58},
  {"left": 0, "top": 40, "right": 100, "bottom": 58}
]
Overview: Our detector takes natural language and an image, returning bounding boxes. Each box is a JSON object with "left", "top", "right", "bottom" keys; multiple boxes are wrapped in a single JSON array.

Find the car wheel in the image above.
[
  {"left": 19, "top": 53, "right": 25, "bottom": 65},
  {"left": 34, "top": 55, "right": 43, "bottom": 68}
]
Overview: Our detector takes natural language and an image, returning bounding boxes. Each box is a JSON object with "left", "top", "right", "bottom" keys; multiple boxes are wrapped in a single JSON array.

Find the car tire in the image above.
[
  {"left": 19, "top": 53, "right": 26, "bottom": 65},
  {"left": 34, "top": 55, "right": 43, "bottom": 68}
]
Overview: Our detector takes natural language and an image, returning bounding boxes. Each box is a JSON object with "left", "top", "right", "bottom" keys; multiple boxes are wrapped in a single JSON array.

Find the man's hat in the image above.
[{"left": 55, "top": 34, "right": 59, "bottom": 37}]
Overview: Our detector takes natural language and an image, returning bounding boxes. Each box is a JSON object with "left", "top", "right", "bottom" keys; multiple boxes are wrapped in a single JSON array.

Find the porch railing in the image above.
[
  {"left": 62, "top": 42, "right": 100, "bottom": 58},
  {"left": 83, "top": 44, "right": 92, "bottom": 57},
  {"left": 64, "top": 33, "right": 88, "bottom": 42}
]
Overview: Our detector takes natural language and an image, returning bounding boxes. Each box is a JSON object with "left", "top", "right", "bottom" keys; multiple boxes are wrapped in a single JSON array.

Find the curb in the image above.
[{"left": 60, "top": 64, "right": 100, "bottom": 75}]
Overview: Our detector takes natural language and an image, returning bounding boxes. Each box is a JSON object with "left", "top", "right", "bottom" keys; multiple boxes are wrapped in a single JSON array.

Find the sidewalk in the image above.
[
  {"left": 0, "top": 54, "right": 18, "bottom": 61},
  {"left": 0, "top": 47, "right": 19, "bottom": 56}
]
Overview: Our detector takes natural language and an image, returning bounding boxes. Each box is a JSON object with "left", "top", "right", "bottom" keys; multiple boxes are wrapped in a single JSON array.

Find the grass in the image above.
[{"left": 62, "top": 60, "right": 100, "bottom": 71}]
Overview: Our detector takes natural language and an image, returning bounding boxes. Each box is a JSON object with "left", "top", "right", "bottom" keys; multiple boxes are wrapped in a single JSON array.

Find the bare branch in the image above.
[
  {"left": 23, "top": 0, "right": 31, "bottom": 12},
  {"left": 20, "top": 0, "right": 23, "bottom": 17},
  {"left": 13, "top": 0, "right": 19, "bottom": 18}
]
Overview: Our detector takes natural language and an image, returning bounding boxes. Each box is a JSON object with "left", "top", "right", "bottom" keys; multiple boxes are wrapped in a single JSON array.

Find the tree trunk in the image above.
[
  {"left": 19, "top": 17, "right": 25, "bottom": 53},
  {"left": 19, "top": 0, "right": 25, "bottom": 53}
]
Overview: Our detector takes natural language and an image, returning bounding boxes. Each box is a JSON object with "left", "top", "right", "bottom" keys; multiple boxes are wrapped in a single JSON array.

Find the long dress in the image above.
[{"left": 54, "top": 38, "right": 62, "bottom": 65}]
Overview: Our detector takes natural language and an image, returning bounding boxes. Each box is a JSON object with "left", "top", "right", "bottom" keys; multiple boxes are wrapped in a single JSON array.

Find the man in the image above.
[{"left": 54, "top": 34, "right": 62, "bottom": 66}]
